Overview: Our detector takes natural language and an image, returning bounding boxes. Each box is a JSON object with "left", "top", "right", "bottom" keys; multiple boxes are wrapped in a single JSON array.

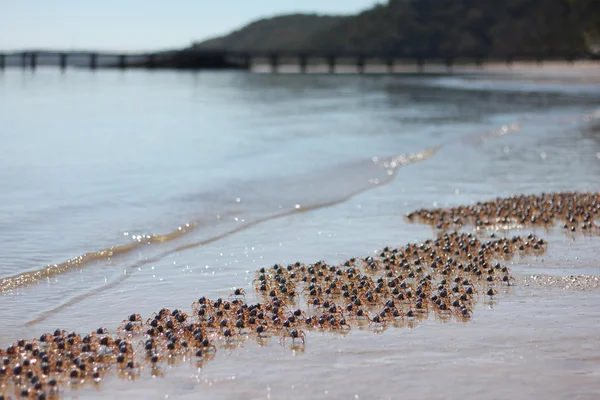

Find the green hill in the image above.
[
  {"left": 191, "top": 0, "right": 600, "bottom": 59},
  {"left": 306, "top": 0, "right": 593, "bottom": 58},
  {"left": 192, "top": 14, "right": 345, "bottom": 52}
]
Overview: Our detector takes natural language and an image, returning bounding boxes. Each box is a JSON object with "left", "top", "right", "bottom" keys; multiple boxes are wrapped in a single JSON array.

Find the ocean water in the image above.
[{"left": 1, "top": 66, "right": 600, "bottom": 399}]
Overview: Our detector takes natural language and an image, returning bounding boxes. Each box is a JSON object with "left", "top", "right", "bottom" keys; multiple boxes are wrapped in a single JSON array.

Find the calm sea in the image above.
[{"left": 1, "top": 66, "right": 599, "bottom": 399}]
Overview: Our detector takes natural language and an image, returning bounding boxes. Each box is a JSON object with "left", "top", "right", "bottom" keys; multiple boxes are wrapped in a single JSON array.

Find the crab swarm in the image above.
[
  {"left": 406, "top": 192, "right": 599, "bottom": 233},
  {"left": 0, "top": 230, "right": 546, "bottom": 399}
]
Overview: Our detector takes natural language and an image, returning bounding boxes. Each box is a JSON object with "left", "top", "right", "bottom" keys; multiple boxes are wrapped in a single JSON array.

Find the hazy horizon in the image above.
[{"left": 0, "top": 0, "right": 379, "bottom": 52}]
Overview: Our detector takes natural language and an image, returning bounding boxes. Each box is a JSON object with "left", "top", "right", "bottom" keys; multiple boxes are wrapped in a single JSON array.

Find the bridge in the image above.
[{"left": 0, "top": 49, "right": 598, "bottom": 73}]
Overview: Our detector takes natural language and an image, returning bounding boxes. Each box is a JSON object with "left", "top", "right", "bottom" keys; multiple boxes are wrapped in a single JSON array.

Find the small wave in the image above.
[
  {"left": 9, "top": 147, "right": 440, "bottom": 305},
  {"left": 465, "top": 107, "right": 600, "bottom": 148},
  {"left": 463, "top": 123, "right": 522, "bottom": 146},
  {"left": 24, "top": 147, "right": 440, "bottom": 326},
  {"left": 0, "top": 223, "right": 197, "bottom": 293}
]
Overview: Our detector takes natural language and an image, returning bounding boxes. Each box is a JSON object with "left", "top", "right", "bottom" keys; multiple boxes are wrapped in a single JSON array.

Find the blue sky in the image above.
[{"left": 0, "top": 0, "right": 380, "bottom": 51}]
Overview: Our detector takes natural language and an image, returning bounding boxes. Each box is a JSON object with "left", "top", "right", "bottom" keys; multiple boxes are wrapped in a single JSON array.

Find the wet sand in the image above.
[
  {"left": 34, "top": 257, "right": 600, "bottom": 400},
  {"left": 1, "top": 191, "right": 598, "bottom": 399}
]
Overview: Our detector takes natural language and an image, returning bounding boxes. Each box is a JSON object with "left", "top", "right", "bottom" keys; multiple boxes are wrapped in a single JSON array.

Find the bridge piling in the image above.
[
  {"left": 242, "top": 54, "right": 251, "bottom": 70},
  {"left": 118, "top": 55, "right": 126, "bottom": 69},
  {"left": 269, "top": 54, "right": 279, "bottom": 73},
  {"left": 327, "top": 56, "right": 336, "bottom": 74},
  {"left": 146, "top": 54, "right": 155, "bottom": 68},
  {"left": 299, "top": 55, "right": 307, "bottom": 73},
  {"left": 59, "top": 53, "right": 68, "bottom": 70},
  {"left": 357, "top": 56, "right": 365, "bottom": 74},
  {"left": 0, "top": 54, "right": 5, "bottom": 69},
  {"left": 445, "top": 57, "right": 454, "bottom": 72},
  {"left": 30, "top": 52, "right": 37, "bottom": 69},
  {"left": 416, "top": 58, "right": 424, "bottom": 73},
  {"left": 386, "top": 58, "right": 394, "bottom": 73},
  {"left": 90, "top": 53, "right": 98, "bottom": 70},
  {"left": 566, "top": 53, "right": 576, "bottom": 65},
  {"left": 21, "top": 53, "right": 27, "bottom": 69}
]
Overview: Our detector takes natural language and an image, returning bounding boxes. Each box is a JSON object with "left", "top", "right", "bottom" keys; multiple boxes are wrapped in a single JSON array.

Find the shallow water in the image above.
[{"left": 1, "top": 67, "right": 599, "bottom": 399}]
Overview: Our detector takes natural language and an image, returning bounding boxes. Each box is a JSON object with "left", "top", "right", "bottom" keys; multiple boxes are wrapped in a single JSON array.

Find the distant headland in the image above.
[
  {"left": 1, "top": 0, "right": 599, "bottom": 71},
  {"left": 191, "top": 0, "right": 599, "bottom": 59}
]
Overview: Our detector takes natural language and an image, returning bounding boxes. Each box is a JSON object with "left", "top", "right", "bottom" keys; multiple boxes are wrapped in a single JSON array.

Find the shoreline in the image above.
[
  {"left": 1, "top": 69, "right": 599, "bottom": 399},
  {"left": 1, "top": 192, "right": 598, "bottom": 399},
  {"left": 250, "top": 59, "right": 600, "bottom": 74}
]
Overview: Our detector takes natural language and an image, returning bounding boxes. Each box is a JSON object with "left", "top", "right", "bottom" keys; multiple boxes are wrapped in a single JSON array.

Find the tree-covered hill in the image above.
[
  {"left": 306, "top": 0, "right": 593, "bottom": 58},
  {"left": 192, "top": 0, "right": 600, "bottom": 58},
  {"left": 192, "top": 14, "right": 345, "bottom": 52}
]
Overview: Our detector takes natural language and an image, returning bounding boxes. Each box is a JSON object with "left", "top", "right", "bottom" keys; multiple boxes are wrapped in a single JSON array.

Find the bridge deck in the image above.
[{"left": 0, "top": 49, "right": 597, "bottom": 71}]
